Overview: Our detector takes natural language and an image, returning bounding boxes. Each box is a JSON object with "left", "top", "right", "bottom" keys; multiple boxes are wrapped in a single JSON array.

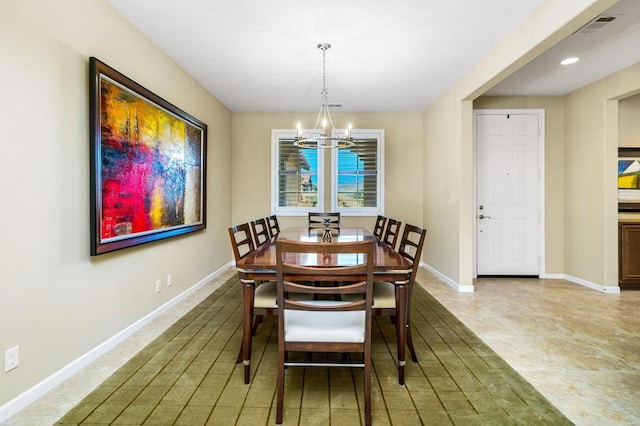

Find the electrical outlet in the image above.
[
  {"left": 167, "top": 273, "right": 172, "bottom": 287},
  {"left": 155, "top": 279, "right": 161, "bottom": 293},
  {"left": 5, "top": 345, "right": 19, "bottom": 372}
]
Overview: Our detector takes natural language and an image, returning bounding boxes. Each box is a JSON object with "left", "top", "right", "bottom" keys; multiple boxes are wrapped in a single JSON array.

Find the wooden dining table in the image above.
[{"left": 234, "top": 227, "right": 414, "bottom": 385}]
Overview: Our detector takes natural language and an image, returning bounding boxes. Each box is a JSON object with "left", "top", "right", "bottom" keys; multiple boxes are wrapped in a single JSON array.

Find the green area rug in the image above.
[{"left": 57, "top": 275, "right": 571, "bottom": 425}]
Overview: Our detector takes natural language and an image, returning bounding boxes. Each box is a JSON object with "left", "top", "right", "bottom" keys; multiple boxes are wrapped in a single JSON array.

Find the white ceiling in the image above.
[
  {"left": 107, "top": 0, "right": 640, "bottom": 112},
  {"left": 487, "top": 0, "right": 640, "bottom": 96}
]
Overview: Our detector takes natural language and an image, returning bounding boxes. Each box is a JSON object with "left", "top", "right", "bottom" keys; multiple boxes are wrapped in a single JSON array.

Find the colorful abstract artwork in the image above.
[
  {"left": 618, "top": 149, "right": 640, "bottom": 212},
  {"left": 90, "top": 58, "right": 207, "bottom": 255}
]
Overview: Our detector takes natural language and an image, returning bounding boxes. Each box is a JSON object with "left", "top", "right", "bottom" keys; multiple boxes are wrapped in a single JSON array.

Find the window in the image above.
[
  {"left": 271, "top": 129, "right": 383, "bottom": 216},
  {"left": 331, "top": 129, "right": 384, "bottom": 215},
  {"left": 271, "top": 129, "right": 324, "bottom": 215}
]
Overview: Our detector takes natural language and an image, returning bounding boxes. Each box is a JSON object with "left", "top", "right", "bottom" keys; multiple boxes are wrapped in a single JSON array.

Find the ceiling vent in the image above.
[{"left": 574, "top": 15, "right": 618, "bottom": 35}]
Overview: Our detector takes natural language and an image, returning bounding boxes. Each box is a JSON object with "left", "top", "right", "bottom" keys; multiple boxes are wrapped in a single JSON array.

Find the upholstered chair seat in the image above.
[
  {"left": 371, "top": 281, "right": 396, "bottom": 308},
  {"left": 254, "top": 281, "right": 277, "bottom": 308},
  {"left": 284, "top": 300, "right": 366, "bottom": 343}
]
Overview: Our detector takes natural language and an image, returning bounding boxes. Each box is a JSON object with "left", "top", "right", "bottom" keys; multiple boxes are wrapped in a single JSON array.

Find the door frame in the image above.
[{"left": 472, "top": 109, "right": 546, "bottom": 278}]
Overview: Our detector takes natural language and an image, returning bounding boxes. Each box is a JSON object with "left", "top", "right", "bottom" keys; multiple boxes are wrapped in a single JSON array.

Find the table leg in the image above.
[
  {"left": 241, "top": 279, "right": 255, "bottom": 385},
  {"left": 395, "top": 282, "right": 408, "bottom": 385}
]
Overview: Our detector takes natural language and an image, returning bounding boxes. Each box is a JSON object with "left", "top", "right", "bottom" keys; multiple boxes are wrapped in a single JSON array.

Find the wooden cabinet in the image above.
[{"left": 619, "top": 221, "right": 640, "bottom": 289}]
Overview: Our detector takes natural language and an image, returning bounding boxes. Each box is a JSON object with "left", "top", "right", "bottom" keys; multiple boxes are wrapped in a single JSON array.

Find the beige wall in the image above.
[
  {"left": 620, "top": 94, "right": 640, "bottom": 147},
  {"left": 0, "top": 0, "right": 232, "bottom": 407},
  {"left": 564, "top": 62, "right": 640, "bottom": 286},
  {"left": 473, "top": 97, "right": 566, "bottom": 274},
  {"left": 423, "top": 93, "right": 462, "bottom": 283},
  {"left": 231, "top": 112, "right": 424, "bottom": 230}
]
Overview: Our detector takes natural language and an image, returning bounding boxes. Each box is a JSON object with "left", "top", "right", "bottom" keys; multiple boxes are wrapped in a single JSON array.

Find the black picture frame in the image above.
[
  {"left": 618, "top": 147, "right": 640, "bottom": 212},
  {"left": 90, "top": 57, "right": 207, "bottom": 255}
]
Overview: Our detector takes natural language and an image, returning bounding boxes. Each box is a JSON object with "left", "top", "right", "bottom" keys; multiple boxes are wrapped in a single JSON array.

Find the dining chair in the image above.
[
  {"left": 266, "top": 214, "right": 280, "bottom": 237},
  {"left": 382, "top": 218, "right": 402, "bottom": 250},
  {"left": 372, "top": 215, "right": 387, "bottom": 239},
  {"left": 308, "top": 211, "right": 340, "bottom": 228},
  {"left": 372, "top": 223, "right": 426, "bottom": 366},
  {"left": 228, "top": 223, "right": 255, "bottom": 263},
  {"left": 251, "top": 217, "right": 271, "bottom": 246},
  {"left": 228, "top": 223, "right": 277, "bottom": 381},
  {"left": 275, "top": 239, "right": 375, "bottom": 425}
]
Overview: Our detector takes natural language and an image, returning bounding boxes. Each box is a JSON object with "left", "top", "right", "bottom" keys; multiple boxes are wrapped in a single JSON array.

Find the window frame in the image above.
[
  {"left": 271, "top": 129, "right": 325, "bottom": 216},
  {"left": 331, "top": 129, "right": 385, "bottom": 216}
]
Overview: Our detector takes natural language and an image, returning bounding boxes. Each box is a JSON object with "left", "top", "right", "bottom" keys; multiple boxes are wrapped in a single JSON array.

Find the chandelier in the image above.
[{"left": 294, "top": 43, "right": 354, "bottom": 149}]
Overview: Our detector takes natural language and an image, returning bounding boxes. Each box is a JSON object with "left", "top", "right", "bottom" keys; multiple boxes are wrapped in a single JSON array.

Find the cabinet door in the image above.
[{"left": 619, "top": 223, "right": 640, "bottom": 289}]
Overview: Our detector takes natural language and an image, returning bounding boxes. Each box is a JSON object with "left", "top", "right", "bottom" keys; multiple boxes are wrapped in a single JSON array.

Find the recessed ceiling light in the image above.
[{"left": 560, "top": 57, "right": 580, "bottom": 65}]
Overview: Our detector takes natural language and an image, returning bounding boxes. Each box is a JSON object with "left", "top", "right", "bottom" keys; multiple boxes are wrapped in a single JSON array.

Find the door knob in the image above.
[{"left": 478, "top": 214, "right": 491, "bottom": 219}]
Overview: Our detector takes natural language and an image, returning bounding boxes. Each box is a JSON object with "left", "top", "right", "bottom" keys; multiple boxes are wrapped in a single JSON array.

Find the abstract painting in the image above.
[{"left": 90, "top": 58, "right": 207, "bottom": 255}]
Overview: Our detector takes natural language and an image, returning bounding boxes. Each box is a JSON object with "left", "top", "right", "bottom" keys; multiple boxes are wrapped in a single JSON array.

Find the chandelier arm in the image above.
[
  {"left": 309, "top": 97, "right": 325, "bottom": 137},
  {"left": 294, "top": 42, "right": 353, "bottom": 149},
  {"left": 325, "top": 108, "right": 339, "bottom": 138}
]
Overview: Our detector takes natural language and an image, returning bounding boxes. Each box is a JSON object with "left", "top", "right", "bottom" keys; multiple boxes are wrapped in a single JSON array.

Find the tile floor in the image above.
[
  {"left": 416, "top": 269, "right": 640, "bottom": 425},
  {"left": 4, "top": 267, "right": 640, "bottom": 425}
]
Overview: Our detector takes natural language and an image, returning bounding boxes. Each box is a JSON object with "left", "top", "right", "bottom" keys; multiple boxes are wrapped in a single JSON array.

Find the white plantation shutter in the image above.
[
  {"left": 271, "top": 130, "right": 323, "bottom": 215},
  {"left": 332, "top": 129, "right": 384, "bottom": 215},
  {"left": 271, "top": 129, "right": 383, "bottom": 216}
]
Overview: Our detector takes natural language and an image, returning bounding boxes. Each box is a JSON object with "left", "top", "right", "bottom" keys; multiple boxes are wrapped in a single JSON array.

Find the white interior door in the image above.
[{"left": 476, "top": 112, "right": 540, "bottom": 276}]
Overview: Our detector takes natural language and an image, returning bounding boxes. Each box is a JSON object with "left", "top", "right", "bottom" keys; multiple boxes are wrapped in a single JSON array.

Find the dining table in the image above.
[{"left": 234, "top": 226, "right": 414, "bottom": 385}]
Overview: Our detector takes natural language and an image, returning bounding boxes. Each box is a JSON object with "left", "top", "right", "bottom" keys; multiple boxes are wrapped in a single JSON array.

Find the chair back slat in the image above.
[
  {"left": 284, "top": 280, "right": 367, "bottom": 295},
  {"left": 373, "top": 215, "right": 387, "bottom": 239},
  {"left": 267, "top": 214, "right": 280, "bottom": 237},
  {"left": 397, "top": 224, "right": 427, "bottom": 289},
  {"left": 282, "top": 262, "right": 369, "bottom": 277},
  {"left": 251, "top": 218, "right": 271, "bottom": 246},
  {"left": 308, "top": 212, "right": 340, "bottom": 228},
  {"left": 284, "top": 298, "right": 366, "bottom": 312},
  {"left": 228, "top": 223, "right": 255, "bottom": 262},
  {"left": 382, "top": 218, "right": 402, "bottom": 250},
  {"left": 276, "top": 240, "right": 374, "bottom": 314}
]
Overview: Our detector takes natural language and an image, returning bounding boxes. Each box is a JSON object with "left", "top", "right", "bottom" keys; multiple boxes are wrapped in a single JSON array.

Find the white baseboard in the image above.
[
  {"left": 0, "top": 262, "right": 234, "bottom": 423},
  {"left": 560, "top": 274, "right": 620, "bottom": 293},
  {"left": 420, "top": 262, "right": 474, "bottom": 292},
  {"left": 540, "top": 273, "right": 564, "bottom": 279},
  {"left": 418, "top": 265, "right": 620, "bottom": 294},
  {"left": 539, "top": 272, "right": 620, "bottom": 293},
  {"left": 420, "top": 262, "right": 620, "bottom": 293}
]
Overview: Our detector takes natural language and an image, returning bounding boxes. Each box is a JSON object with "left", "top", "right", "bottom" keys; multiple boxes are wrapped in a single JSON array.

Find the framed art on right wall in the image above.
[{"left": 618, "top": 147, "right": 640, "bottom": 212}]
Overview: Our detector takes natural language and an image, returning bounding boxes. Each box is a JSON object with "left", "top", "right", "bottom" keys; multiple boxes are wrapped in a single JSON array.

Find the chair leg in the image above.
[
  {"left": 364, "top": 360, "right": 372, "bottom": 426},
  {"left": 252, "top": 315, "right": 263, "bottom": 335},
  {"left": 235, "top": 342, "right": 243, "bottom": 364},
  {"left": 241, "top": 280, "right": 255, "bottom": 385},
  {"left": 406, "top": 326, "right": 419, "bottom": 363},
  {"left": 276, "top": 351, "right": 285, "bottom": 423}
]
